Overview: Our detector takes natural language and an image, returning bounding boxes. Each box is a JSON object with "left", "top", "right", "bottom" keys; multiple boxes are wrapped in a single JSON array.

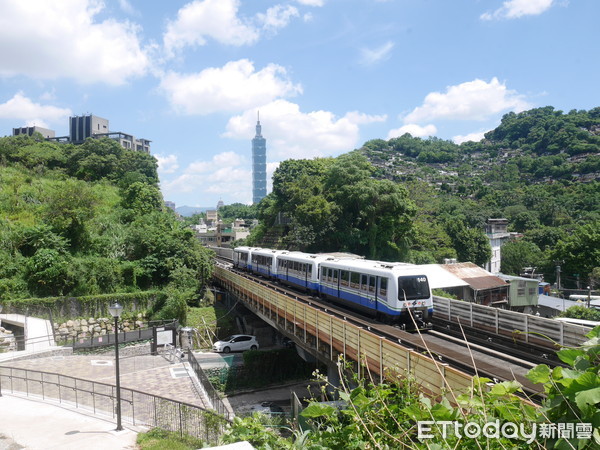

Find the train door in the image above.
[
  {"left": 360, "top": 274, "right": 377, "bottom": 308},
  {"left": 303, "top": 263, "right": 309, "bottom": 288},
  {"left": 332, "top": 269, "right": 340, "bottom": 296},
  {"left": 376, "top": 277, "right": 387, "bottom": 312}
]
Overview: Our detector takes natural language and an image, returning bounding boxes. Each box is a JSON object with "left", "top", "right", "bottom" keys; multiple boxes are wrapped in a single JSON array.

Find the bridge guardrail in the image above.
[
  {"left": 433, "top": 296, "right": 589, "bottom": 347},
  {"left": 214, "top": 267, "right": 474, "bottom": 399}
]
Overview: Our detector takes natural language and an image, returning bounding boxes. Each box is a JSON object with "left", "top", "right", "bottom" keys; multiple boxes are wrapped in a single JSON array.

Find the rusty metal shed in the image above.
[{"left": 437, "top": 262, "right": 509, "bottom": 306}]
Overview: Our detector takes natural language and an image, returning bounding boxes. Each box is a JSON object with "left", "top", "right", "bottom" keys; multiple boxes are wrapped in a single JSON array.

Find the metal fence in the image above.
[
  {"left": 0, "top": 366, "right": 229, "bottom": 444},
  {"left": 433, "top": 296, "right": 590, "bottom": 347},
  {"left": 187, "top": 350, "right": 232, "bottom": 420}
]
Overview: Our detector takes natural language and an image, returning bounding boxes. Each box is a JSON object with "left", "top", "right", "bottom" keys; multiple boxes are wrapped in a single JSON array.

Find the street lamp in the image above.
[{"left": 108, "top": 302, "right": 123, "bottom": 431}]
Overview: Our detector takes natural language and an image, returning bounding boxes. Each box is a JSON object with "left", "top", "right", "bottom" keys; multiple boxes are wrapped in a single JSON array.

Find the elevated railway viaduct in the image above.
[{"left": 213, "top": 262, "right": 589, "bottom": 401}]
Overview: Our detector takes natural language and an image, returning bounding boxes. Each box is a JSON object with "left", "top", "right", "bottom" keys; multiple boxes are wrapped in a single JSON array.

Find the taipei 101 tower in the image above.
[{"left": 251, "top": 112, "right": 267, "bottom": 204}]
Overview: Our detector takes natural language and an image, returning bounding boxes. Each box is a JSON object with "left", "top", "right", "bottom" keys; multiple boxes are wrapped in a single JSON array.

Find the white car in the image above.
[{"left": 212, "top": 335, "right": 259, "bottom": 353}]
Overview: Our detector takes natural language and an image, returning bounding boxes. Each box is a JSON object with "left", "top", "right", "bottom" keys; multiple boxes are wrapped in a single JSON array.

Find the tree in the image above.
[
  {"left": 121, "top": 181, "right": 163, "bottom": 216},
  {"left": 550, "top": 222, "right": 600, "bottom": 289},
  {"left": 217, "top": 203, "right": 258, "bottom": 221},
  {"left": 445, "top": 220, "right": 492, "bottom": 266},
  {"left": 42, "top": 179, "right": 99, "bottom": 250},
  {"left": 25, "top": 249, "right": 73, "bottom": 296},
  {"left": 501, "top": 240, "right": 544, "bottom": 275}
]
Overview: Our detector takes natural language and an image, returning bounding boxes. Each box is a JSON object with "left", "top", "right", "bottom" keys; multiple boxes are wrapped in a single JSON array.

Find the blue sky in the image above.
[{"left": 0, "top": 0, "right": 598, "bottom": 208}]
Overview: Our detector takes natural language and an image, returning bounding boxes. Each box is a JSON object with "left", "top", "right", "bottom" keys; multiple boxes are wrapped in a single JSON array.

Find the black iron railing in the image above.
[
  {"left": 187, "top": 350, "right": 232, "bottom": 420},
  {"left": 0, "top": 366, "right": 229, "bottom": 443}
]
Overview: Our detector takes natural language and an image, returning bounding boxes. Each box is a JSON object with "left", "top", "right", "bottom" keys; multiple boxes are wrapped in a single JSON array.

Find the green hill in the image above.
[{"left": 0, "top": 134, "right": 212, "bottom": 320}]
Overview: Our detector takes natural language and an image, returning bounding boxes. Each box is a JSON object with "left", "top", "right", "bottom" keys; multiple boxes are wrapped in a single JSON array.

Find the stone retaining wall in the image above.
[
  {"left": 54, "top": 313, "right": 148, "bottom": 340},
  {"left": 0, "top": 327, "right": 16, "bottom": 352}
]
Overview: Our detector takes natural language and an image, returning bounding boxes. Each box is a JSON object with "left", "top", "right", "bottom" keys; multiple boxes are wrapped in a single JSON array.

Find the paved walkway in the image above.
[
  {"left": 2, "top": 353, "right": 208, "bottom": 408},
  {"left": 0, "top": 349, "right": 312, "bottom": 448},
  {"left": 0, "top": 350, "right": 212, "bottom": 449},
  {"left": 0, "top": 395, "right": 141, "bottom": 450}
]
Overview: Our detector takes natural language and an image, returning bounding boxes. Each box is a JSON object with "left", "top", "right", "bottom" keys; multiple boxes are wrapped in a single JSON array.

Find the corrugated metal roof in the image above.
[
  {"left": 420, "top": 264, "right": 469, "bottom": 289},
  {"left": 538, "top": 295, "right": 581, "bottom": 312},
  {"left": 441, "top": 262, "right": 508, "bottom": 291}
]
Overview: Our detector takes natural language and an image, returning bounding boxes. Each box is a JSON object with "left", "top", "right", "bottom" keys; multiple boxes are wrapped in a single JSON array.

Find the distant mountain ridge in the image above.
[{"left": 176, "top": 205, "right": 213, "bottom": 216}]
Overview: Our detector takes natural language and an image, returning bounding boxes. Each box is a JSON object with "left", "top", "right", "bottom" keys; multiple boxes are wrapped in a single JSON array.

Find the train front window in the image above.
[{"left": 397, "top": 276, "right": 430, "bottom": 301}]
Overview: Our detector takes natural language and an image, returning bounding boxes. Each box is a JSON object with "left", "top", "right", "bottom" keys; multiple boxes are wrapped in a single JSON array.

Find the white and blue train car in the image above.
[
  {"left": 276, "top": 252, "right": 329, "bottom": 293},
  {"left": 318, "top": 258, "right": 433, "bottom": 326},
  {"left": 251, "top": 248, "right": 287, "bottom": 278},
  {"left": 233, "top": 246, "right": 256, "bottom": 270}
]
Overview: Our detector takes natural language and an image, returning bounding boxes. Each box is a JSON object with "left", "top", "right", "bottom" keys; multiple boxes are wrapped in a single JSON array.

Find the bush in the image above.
[
  {"left": 136, "top": 427, "right": 205, "bottom": 450},
  {"left": 558, "top": 305, "right": 600, "bottom": 321}
]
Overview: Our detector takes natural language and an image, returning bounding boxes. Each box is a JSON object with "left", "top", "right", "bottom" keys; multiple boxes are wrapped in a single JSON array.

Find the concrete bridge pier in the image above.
[{"left": 326, "top": 361, "right": 341, "bottom": 398}]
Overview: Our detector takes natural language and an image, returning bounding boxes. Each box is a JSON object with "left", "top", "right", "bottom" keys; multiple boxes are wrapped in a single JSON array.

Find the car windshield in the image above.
[{"left": 221, "top": 336, "right": 235, "bottom": 342}]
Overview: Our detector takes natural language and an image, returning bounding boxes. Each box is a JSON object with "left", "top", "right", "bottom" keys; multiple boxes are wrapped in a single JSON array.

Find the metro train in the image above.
[{"left": 233, "top": 246, "right": 433, "bottom": 329}]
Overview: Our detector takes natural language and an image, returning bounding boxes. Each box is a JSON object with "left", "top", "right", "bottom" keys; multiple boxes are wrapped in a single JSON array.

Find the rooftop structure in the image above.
[
  {"left": 12, "top": 126, "right": 55, "bottom": 139},
  {"left": 12, "top": 114, "right": 151, "bottom": 153},
  {"left": 485, "top": 218, "right": 511, "bottom": 274}
]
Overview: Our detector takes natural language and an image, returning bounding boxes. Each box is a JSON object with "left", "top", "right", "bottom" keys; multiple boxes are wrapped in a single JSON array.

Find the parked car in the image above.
[{"left": 212, "top": 335, "right": 259, "bottom": 353}]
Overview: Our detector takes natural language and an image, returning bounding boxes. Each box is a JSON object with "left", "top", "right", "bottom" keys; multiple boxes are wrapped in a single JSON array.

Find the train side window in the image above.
[
  {"left": 340, "top": 270, "right": 349, "bottom": 287},
  {"left": 321, "top": 267, "right": 327, "bottom": 282},
  {"left": 333, "top": 269, "right": 339, "bottom": 283},
  {"left": 360, "top": 274, "right": 368, "bottom": 292},
  {"left": 308, "top": 265, "right": 312, "bottom": 276},
  {"left": 379, "top": 278, "right": 388, "bottom": 298},
  {"left": 369, "top": 276, "right": 376, "bottom": 293},
  {"left": 350, "top": 272, "right": 360, "bottom": 289}
]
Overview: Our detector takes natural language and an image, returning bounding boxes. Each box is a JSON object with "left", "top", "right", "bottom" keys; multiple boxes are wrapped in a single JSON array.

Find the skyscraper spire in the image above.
[
  {"left": 256, "top": 111, "right": 262, "bottom": 136},
  {"left": 251, "top": 112, "right": 267, "bottom": 204}
]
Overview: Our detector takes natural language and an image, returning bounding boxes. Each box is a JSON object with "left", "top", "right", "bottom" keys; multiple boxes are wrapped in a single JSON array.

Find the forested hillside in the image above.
[
  {"left": 0, "top": 134, "right": 212, "bottom": 321},
  {"left": 248, "top": 107, "right": 600, "bottom": 288}
]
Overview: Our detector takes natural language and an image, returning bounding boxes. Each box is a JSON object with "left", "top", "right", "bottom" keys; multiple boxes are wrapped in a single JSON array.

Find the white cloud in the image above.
[
  {"left": 159, "top": 59, "right": 302, "bottom": 115},
  {"left": 39, "top": 89, "right": 57, "bottom": 102},
  {"left": 453, "top": 131, "right": 487, "bottom": 144},
  {"left": 154, "top": 154, "right": 179, "bottom": 174},
  {"left": 0, "top": 0, "right": 150, "bottom": 85},
  {"left": 360, "top": 41, "right": 394, "bottom": 66},
  {"left": 481, "top": 0, "right": 554, "bottom": 20},
  {"left": 162, "top": 152, "right": 253, "bottom": 203},
  {"left": 224, "top": 99, "right": 386, "bottom": 160},
  {"left": 163, "top": 0, "right": 259, "bottom": 55},
  {"left": 403, "top": 77, "right": 530, "bottom": 123},
  {"left": 257, "top": 5, "right": 299, "bottom": 32},
  {"left": 296, "top": 0, "right": 325, "bottom": 6},
  {"left": 0, "top": 92, "right": 71, "bottom": 127},
  {"left": 387, "top": 123, "right": 437, "bottom": 139},
  {"left": 118, "top": 0, "right": 139, "bottom": 16}
]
